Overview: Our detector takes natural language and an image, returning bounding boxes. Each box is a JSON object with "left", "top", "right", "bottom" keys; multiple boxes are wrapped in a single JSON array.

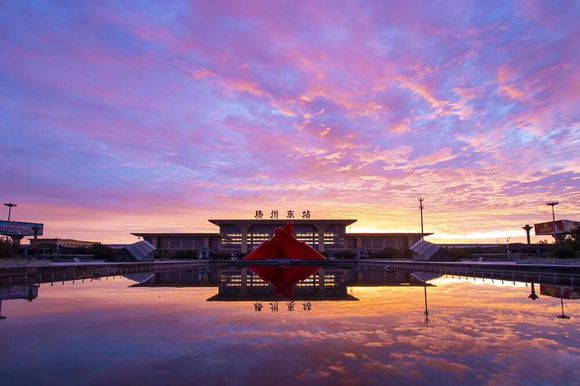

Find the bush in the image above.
[
  {"left": 364, "top": 247, "right": 414, "bottom": 259},
  {"left": 565, "top": 226, "right": 580, "bottom": 250},
  {"left": 210, "top": 250, "right": 234, "bottom": 260},
  {"left": 553, "top": 244, "right": 576, "bottom": 258},
  {"left": 173, "top": 250, "right": 198, "bottom": 259},
  {"left": 332, "top": 250, "right": 356, "bottom": 259},
  {"left": 88, "top": 243, "right": 114, "bottom": 260},
  {"left": 155, "top": 249, "right": 198, "bottom": 259}
]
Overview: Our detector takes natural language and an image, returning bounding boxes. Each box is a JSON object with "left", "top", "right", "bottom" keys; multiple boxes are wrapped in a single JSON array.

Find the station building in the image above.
[{"left": 132, "top": 218, "right": 430, "bottom": 256}]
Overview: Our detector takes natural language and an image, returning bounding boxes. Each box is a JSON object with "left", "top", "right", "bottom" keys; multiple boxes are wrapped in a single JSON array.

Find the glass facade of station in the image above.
[{"left": 217, "top": 222, "right": 349, "bottom": 252}]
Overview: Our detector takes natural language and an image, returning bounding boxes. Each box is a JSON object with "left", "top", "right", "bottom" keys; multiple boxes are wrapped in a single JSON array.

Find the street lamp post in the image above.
[
  {"left": 418, "top": 196, "right": 425, "bottom": 241},
  {"left": 3, "top": 203, "right": 17, "bottom": 237},
  {"left": 31, "top": 225, "right": 41, "bottom": 260},
  {"left": 546, "top": 201, "right": 559, "bottom": 243},
  {"left": 522, "top": 224, "right": 533, "bottom": 245}
]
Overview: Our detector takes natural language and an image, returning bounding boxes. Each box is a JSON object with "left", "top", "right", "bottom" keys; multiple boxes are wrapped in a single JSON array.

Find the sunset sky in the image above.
[{"left": 1, "top": 0, "right": 579, "bottom": 243}]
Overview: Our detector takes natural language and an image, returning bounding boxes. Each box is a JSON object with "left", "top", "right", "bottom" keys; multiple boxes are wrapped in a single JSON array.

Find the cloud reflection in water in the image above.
[{"left": 0, "top": 277, "right": 578, "bottom": 386}]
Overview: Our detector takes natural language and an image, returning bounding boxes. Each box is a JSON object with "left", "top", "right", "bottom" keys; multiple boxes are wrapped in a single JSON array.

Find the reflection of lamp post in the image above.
[
  {"left": 557, "top": 287, "right": 570, "bottom": 319},
  {"left": 546, "top": 201, "right": 559, "bottom": 243},
  {"left": 0, "top": 299, "right": 6, "bottom": 320},
  {"left": 423, "top": 284, "right": 430, "bottom": 325},
  {"left": 528, "top": 283, "right": 539, "bottom": 300},
  {"left": 418, "top": 196, "right": 425, "bottom": 241},
  {"left": 3, "top": 202, "right": 17, "bottom": 236}
]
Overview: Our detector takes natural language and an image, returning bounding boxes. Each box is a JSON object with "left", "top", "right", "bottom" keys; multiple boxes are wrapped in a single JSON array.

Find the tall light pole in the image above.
[
  {"left": 546, "top": 201, "right": 559, "bottom": 243},
  {"left": 418, "top": 196, "right": 425, "bottom": 241},
  {"left": 3, "top": 203, "right": 17, "bottom": 236}
]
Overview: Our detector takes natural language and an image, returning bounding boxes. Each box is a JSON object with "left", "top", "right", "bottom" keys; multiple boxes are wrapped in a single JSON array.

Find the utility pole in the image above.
[
  {"left": 418, "top": 196, "right": 425, "bottom": 241},
  {"left": 31, "top": 225, "right": 41, "bottom": 260},
  {"left": 546, "top": 201, "right": 559, "bottom": 243},
  {"left": 3, "top": 203, "right": 17, "bottom": 237}
]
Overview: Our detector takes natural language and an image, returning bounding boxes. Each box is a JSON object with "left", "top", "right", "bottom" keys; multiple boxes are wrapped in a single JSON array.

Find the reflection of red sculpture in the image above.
[{"left": 243, "top": 222, "right": 325, "bottom": 298}]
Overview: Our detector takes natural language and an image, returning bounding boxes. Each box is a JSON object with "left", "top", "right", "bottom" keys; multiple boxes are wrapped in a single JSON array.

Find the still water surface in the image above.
[{"left": 0, "top": 267, "right": 578, "bottom": 386}]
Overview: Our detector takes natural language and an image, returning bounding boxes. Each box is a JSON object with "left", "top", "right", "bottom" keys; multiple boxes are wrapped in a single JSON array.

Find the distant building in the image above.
[
  {"left": 30, "top": 238, "right": 98, "bottom": 252},
  {"left": 132, "top": 218, "right": 430, "bottom": 256}
]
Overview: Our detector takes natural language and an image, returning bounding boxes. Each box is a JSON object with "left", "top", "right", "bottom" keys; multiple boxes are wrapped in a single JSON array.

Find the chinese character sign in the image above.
[{"left": 252, "top": 210, "right": 311, "bottom": 219}]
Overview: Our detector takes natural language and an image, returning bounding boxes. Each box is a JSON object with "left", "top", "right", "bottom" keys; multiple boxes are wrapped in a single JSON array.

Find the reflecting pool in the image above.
[{"left": 0, "top": 265, "right": 578, "bottom": 386}]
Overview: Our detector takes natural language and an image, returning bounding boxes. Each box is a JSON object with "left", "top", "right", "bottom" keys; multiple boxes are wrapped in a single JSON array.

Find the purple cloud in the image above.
[{"left": 0, "top": 0, "right": 578, "bottom": 242}]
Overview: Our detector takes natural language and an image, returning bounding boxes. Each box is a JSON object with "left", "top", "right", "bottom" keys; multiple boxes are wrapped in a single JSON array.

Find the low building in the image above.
[
  {"left": 132, "top": 218, "right": 431, "bottom": 257},
  {"left": 30, "top": 238, "right": 97, "bottom": 252}
]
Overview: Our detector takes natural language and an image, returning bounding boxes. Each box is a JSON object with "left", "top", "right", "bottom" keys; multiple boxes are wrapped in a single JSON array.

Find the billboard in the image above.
[
  {"left": 0, "top": 221, "right": 44, "bottom": 236},
  {"left": 534, "top": 220, "right": 580, "bottom": 236}
]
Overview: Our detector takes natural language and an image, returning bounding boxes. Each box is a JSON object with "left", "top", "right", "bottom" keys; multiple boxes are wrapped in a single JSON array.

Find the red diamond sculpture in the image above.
[{"left": 243, "top": 222, "right": 326, "bottom": 298}]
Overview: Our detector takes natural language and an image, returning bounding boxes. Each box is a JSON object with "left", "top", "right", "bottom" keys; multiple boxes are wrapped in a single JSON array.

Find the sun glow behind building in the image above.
[{"left": 0, "top": 1, "right": 579, "bottom": 244}]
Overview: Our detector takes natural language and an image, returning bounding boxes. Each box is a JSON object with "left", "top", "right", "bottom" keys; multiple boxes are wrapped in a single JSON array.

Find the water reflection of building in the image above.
[
  {"left": 126, "top": 269, "right": 218, "bottom": 288},
  {"left": 539, "top": 284, "right": 580, "bottom": 300},
  {"left": 132, "top": 218, "right": 430, "bottom": 255},
  {"left": 0, "top": 285, "right": 39, "bottom": 301},
  {"left": 0, "top": 285, "right": 39, "bottom": 320},
  {"left": 207, "top": 269, "right": 357, "bottom": 301},
  {"left": 125, "top": 266, "right": 440, "bottom": 302},
  {"left": 348, "top": 266, "right": 440, "bottom": 287}
]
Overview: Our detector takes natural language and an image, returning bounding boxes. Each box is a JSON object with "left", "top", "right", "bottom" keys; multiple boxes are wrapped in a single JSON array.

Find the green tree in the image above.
[
  {"left": 0, "top": 237, "right": 16, "bottom": 258},
  {"left": 88, "top": 243, "right": 114, "bottom": 260},
  {"left": 564, "top": 226, "right": 580, "bottom": 250}
]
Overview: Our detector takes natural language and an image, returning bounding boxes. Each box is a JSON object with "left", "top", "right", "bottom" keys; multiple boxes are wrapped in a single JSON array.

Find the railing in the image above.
[{"left": 382, "top": 262, "right": 578, "bottom": 287}]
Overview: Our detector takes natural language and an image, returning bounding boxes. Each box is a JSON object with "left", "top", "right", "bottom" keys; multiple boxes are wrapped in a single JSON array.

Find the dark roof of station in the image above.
[
  {"left": 208, "top": 219, "right": 358, "bottom": 226},
  {"left": 346, "top": 232, "right": 433, "bottom": 237},
  {"left": 131, "top": 232, "right": 220, "bottom": 237},
  {"left": 27, "top": 238, "right": 98, "bottom": 243}
]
